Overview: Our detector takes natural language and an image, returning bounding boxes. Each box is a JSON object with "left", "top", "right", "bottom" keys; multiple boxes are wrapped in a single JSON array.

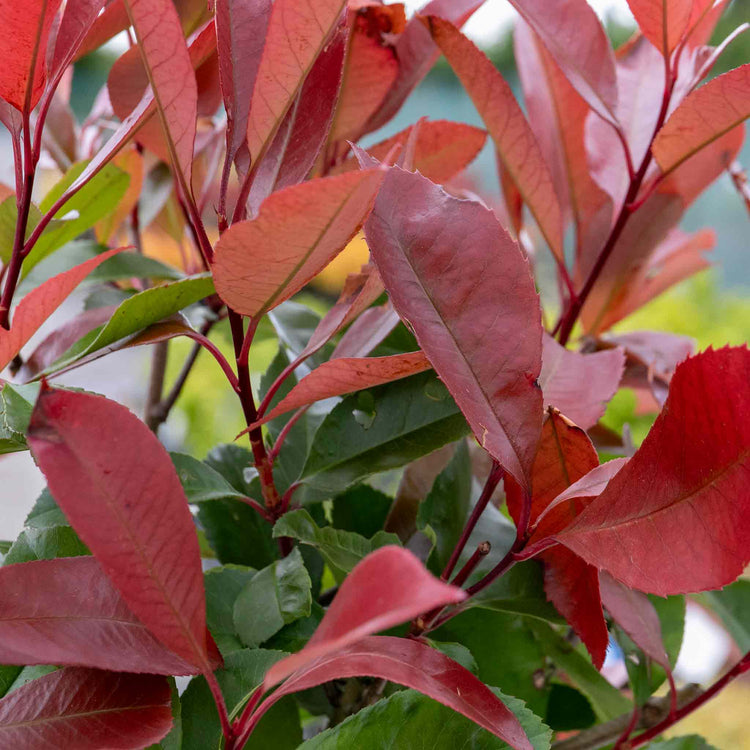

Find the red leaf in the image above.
[
  {"left": 263, "top": 546, "right": 465, "bottom": 688},
  {"left": 427, "top": 16, "right": 563, "bottom": 261},
  {"left": 253, "top": 352, "right": 431, "bottom": 427},
  {"left": 0, "top": 557, "right": 197, "bottom": 675},
  {"left": 337, "top": 120, "right": 487, "bottom": 186},
  {"left": 50, "top": 0, "right": 109, "bottom": 82},
  {"left": 507, "top": 0, "right": 619, "bottom": 125},
  {"left": 0, "top": 667, "right": 172, "bottom": 749},
  {"left": 0, "top": 0, "right": 62, "bottom": 111},
  {"left": 212, "top": 169, "right": 385, "bottom": 318},
  {"left": 364, "top": 0, "right": 486, "bottom": 134},
  {"left": 599, "top": 571, "right": 671, "bottom": 671},
  {"left": 124, "top": 0, "right": 198, "bottom": 190},
  {"left": 254, "top": 636, "right": 532, "bottom": 750},
  {"left": 365, "top": 167, "right": 543, "bottom": 491},
  {"left": 653, "top": 64, "right": 750, "bottom": 174},
  {"left": 75, "top": 0, "right": 131, "bottom": 60},
  {"left": 246, "top": 0, "right": 347, "bottom": 169},
  {"left": 27, "top": 387, "right": 211, "bottom": 671},
  {"left": 540, "top": 334, "right": 625, "bottom": 430},
  {"left": 0, "top": 248, "right": 123, "bottom": 372},
  {"left": 626, "top": 0, "right": 693, "bottom": 56},
  {"left": 554, "top": 346, "right": 750, "bottom": 595},
  {"left": 215, "top": 0, "right": 271, "bottom": 169},
  {"left": 332, "top": 303, "right": 400, "bottom": 359}
]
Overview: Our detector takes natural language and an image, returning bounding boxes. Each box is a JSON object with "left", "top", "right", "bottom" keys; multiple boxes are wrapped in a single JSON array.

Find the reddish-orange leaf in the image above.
[
  {"left": 253, "top": 352, "right": 431, "bottom": 428},
  {"left": 653, "top": 64, "right": 750, "bottom": 175},
  {"left": 212, "top": 169, "right": 385, "bottom": 317},
  {"left": 0, "top": 0, "right": 62, "bottom": 110},
  {"left": 427, "top": 16, "right": 563, "bottom": 261},
  {"left": 0, "top": 668, "right": 172, "bottom": 748},
  {"left": 555, "top": 347, "right": 750, "bottom": 595},
  {"left": 332, "top": 303, "right": 400, "bottom": 359},
  {"left": 365, "top": 167, "right": 543, "bottom": 491},
  {"left": 0, "top": 248, "right": 122, "bottom": 372},
  {"left": 626, "top": 0, "right": 693, "bottom": 55},
  {"left": 246, "top": 0, "right": 347, "bottom": 168},
  {"left": 28, "top": 387, "right": 211, "bottom": 671}
]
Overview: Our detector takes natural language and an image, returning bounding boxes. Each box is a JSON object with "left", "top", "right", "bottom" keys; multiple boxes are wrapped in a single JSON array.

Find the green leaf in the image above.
[
  {"left": 233, "top": 548, "right": 312, "bottom": 648},
  {"left": 299, "top": 687, "right": 551, "bottom": 750},
  {"left": 644, "top": 737, "right": 719, "bottom": 749},
  {"left": 171, "top": 453, "right": 251, "bottom": 504},
  {"left": 331, "top": 484, "right": 393, "bottom": 538},
  {"left": 5, "top": 666, "right": 57, "bottom": 694},
  {"left": 25, "top": 161, "right": 130, "bottom": 272},
  {"left": 268, "top": 302, "right": 324, "bottom": 359},
  {"left": 0, "top": 196, "right": 44, "bottom": 265},
  {"left": 181, "top": 649, "right": 301, "bottom": 750},
  {"left": 300, "top": 371, "right": 470, "bottom": 495},
  {"left": 544, "top": 683, "right": 596, "bottom": 731},
  {"left": 428, "top": 640, "right": 479, "bottom": 674},
  {"left": 0, "top": 382, "right": 40, "bottom": 454},
  {"left": 264, "top": 602, "right": 325, "bottom": 653},
  {"left": 24, "top": 488, "right": 68, "bottom": 529},
  {"left": 2, "top": 526, "right": 89, "bottom": 565},
  {"left": 649, "top": 595, "right": 686, "bottom": 669},
  {"left": 40, "top": 274, "right": 215, "bottom": 375},
  {"left": 696, "top": 580, "right": 750, "bottom": 652},
  {"left": 0, "top": 667, "right": 23, "bottom": 699},
  {"left": 527, "top": 621, "right": 631, "bottom": 721},
  {"left": 273, "top": 508, "right": 400, "bottom": 583},
  {"left": 204, "top": 565, "right": 257, "bottom": 657},
  {"left": 86, "top": 250, "right": 183, "bottom": 283},
  {"left": 434, "top": 609, "right": 549, "bottom": 716},
  {"left": 417, "top": 440, "right": 471, "bottom": 574}
]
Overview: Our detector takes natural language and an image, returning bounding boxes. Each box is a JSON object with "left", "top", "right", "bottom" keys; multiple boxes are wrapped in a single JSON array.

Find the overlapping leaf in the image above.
[{"left": 627, "top": 0, "right": 692, "bottom": 56}]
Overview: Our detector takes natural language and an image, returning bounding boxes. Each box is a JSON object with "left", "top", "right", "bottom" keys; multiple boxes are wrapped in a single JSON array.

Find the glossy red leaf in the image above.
[
  {"left": 215, "top": 0, "right": 271, "bottom": 170},
  {"left": 254, "top": 636, "right": 532, "bottom": 750},
  {"left": 507, "top": 0, "right": 619, "bottom": 125},
  {"left": 0, "top": 667, "right": 172, "bottom": 749},
  {"left": 212, "top": 168, "right": 385, "bottom": 317},
  {"left": 252, "top": 352, "right": 431, "bottom": 427},
  {"left": 365, "top": 167, "right": 543, "bottom": 491},
  {"left": 50, "top": 0, "right": 108, "bottom": 81},
  {"left": 539, "top": 334, "right": 625, "bottom": 430},
  {"left": 607, "top": 330, "right": 695, "bottom": 388},
  {"left": 332, "top": 303, "right": 400, "bottom": 359},
  {"left": 599, "top": 571, "right": 671, "bottom": 671},
  {"left": 627, "top": 0, "right": 692, "bottom": 56},
  {"left": 428, "top": 16, "right": 563, "bottom": 261},
  {"left": 27, "top": 387, "right": 211, "bottom": 671},
  {"left": 75, "top": 0, "right": 131, "bottom": 60},
  {"left": 246, "top": 0, "right": 346, "bottom": 169},
  {"left": 0, "top": 557, "right": 196, "bottom": 675},
  {"left": 0, "top": 248, "right": 122, "bottom": 372},
  {"left": 338, "top": 120, "right": 487, "bottom": 186},
  {"left": 653, "top": 64, "right": 750, "bottom": 175},
  {"left": 364, "top": 0, "right": 485, "bottom": 133},
  {"left": 555, "top": 346, "right": 750, "bottom": 595},
  {"left": 124, "top": 0, "right": 198, "bottom": 190},
  {"left": 0, "top": 0, "right": 62, "bottom": 111},
  {"left": 263, "top": 546, "right": 465, "bottom": 688}
]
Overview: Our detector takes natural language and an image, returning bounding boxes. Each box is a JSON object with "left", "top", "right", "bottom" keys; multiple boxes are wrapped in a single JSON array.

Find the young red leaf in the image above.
[
  {"left": 364, "top": 0, "right": 486, "bottom": 133},
  {"left": 555, "top": 346, "right": 750, "bottom": 595},
  {"left": 365, "top": 167, "right": 543, "bottom": 491},
  {"left": 252, "top": 352, "right": 431, "bottom": 428},
  {"left": 626, "top": 0, "right": 692, "bottom": 56},
  {"left": 215, "top": 0, "right": 271, "bottom": 170},
  {"left": 0, "top": 557, "right": 196, "bottom": 675},
  {"left": 540, "top": 334, "right": 625, "bottom": 430},
  {"left": 124, "top": 0, "right": 198, "bottom": 191},
  {"left": 427, "top": 16, "right": 563, "bottom": 261},
  {"left": 50, "top": 0, "right": 109, "bottom": 83},
  {"left": 75, "top": 0, "right": 131, "bottom": 60},
  {"left": 0, "top": 0, "right": 62, "bottom": 111},
  {"left": 507, "top": 0, "right": 619, "bottom": 125},
  {"left": 253, "top": 636, "right": 533, "bottom": 750},
  {"left": 27, "top": 387, "right": 211, "bottom": 671},
  {"left": 332, "top": 303, "right": 400, "bottom": 359},
  {"left": 0, "top": 667, "right": 172, "bottom": 748},
  {"left": 212, "top": 169, "right": 385, "bottom": 318},
  {"left": 0, "top": 248, "right": 122, "bottom": 372},
  {"left": 337, "top": 120, "right": 487, "bottom": 186},
  {"left": 653, "top": 64, "right": 750, "bottom": 175},
  {"left": 246, "top": 0, "right": 347, "bottom": 169},
  {"left": 263, "top": 546, "right": 465, "bottom": 688}
]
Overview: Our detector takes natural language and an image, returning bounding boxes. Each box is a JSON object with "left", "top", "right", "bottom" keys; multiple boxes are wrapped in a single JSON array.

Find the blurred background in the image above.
[{"left": 0, "top": 1, "right": 748, "bottom": 745}]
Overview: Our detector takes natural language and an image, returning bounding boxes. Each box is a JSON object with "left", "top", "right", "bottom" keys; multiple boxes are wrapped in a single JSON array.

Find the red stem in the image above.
[
  {"left": 205, "top": 671, "right": 234, "bottom": 745},
  {"left": 450, "top": 541, "right": 491, "bottom": 588}
]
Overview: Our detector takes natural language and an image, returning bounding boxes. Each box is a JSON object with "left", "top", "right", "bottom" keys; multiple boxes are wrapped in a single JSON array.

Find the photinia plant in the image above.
[{"left": 0, "top": 0, "right": 747, "bottom": 747}]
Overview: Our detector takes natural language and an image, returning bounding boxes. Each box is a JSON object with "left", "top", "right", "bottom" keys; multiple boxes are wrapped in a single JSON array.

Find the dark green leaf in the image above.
[
  {"left": 428, "top": 640, "right": 479, "bottom": 674},
  {"left": 273, "top": 509, "right": 400, "bottom": 583},
  {"left": 233, "top": 548, "right": 312, "bottom": 648},
  {"left": 298, "top": 687, "right": 551, "bottom": 750},
  {"left": 3, "top": 526, "right": 89, "bottom": 565},
  {"left": 171, "top": 453, "right": 251, "bottom": 504},
  {"left": 87, "top": 250, "right": 183, "bottom": 283},
  {"left": 205, "top": 565, "right": 257, "bottom": 657},
  {"left": 24, "top": 488, "right": 67, "bottom": 529},
  {"left": 264, "top": 602, "right": 325, "bottom": 653},
  {"left": 696, "top": 580, "right": 750, "bottom": 652},
  {"left": 417, "top": 440, "right": 471, "bottom": 574},
  {"left": 0, "top": 383, "right": 40, "bottom": 453},
  {"left": 0, "top": 667, "right": 23, "bottom": 699},
  {"left": 300, "top": 371, "right": 470, "bottom": 495},
  {"left": 544, "top": 683, "right": 596, "bottom": 731},
  {"left": 331, "top": 484, "right": 393, "bottom": 538}
]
